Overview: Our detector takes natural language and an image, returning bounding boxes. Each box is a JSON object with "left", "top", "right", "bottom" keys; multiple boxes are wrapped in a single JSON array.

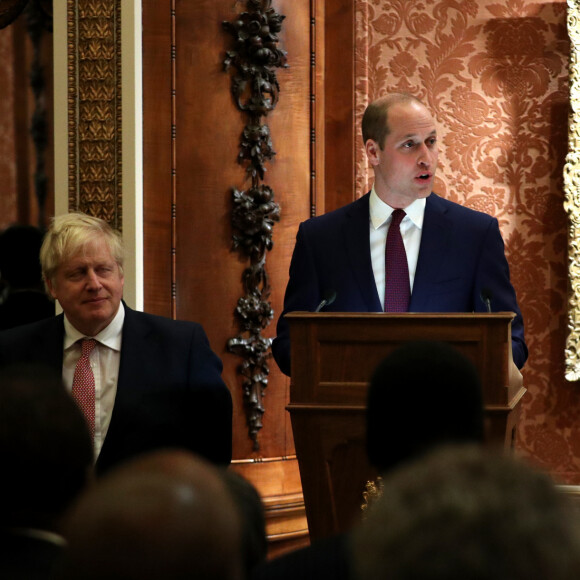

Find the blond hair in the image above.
[{"left": 40, "top": 213, "right": 124, "bottom": 293}]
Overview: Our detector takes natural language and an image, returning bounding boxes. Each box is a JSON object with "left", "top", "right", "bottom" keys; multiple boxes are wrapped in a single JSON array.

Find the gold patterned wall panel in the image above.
[
  {"left": 67, "top": 0, "right": 122, "bottom": 229},
  {"left": 355, "top": 0, "right": 578, "bottom": 482}
]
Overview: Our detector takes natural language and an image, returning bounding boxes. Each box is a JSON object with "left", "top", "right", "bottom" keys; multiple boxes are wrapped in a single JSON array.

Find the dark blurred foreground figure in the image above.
[
  {"left": 353, "top": 444, "right": 580, "bottom": 580},
  {"left": 252, "top": 340, "right": 485, "bottom": 580},
  {"left": 366, "top": 339, "right": 484, "bottom": 474},
  {"left": 0, "top": 224, "right": 54, "bottom": 330},
  {"left": 222, "top": 469, "right": 268, "bottom": 576},
  {"left": 53, "top": 450, "right": 244, "bottom": 580},
  {"left": 0, "top": 364, "right": 93, "bottom": 580}
]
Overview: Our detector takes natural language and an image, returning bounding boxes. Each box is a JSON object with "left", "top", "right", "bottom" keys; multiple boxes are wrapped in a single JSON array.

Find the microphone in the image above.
[
  {"left": 480, "top": 288, "right": 493, "bottom": 313},
  {"left": 315, "top": 289, "right": 337, "bottom": 312}
]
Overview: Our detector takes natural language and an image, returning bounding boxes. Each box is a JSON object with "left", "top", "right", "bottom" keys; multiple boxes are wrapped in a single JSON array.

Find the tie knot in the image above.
[
  {"left": 390, "top": 209, "right": 406, "bottom": 228},
  {"left": 80, "top": 338, "right": 97, "bottom": 357}
]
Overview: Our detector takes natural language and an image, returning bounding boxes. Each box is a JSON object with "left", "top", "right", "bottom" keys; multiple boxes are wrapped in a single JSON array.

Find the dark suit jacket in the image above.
[
  {"left": 251, "top": 533, "right": 351, "bottom": 580},
  {"left": 0, "top": 532, "right": 64, "bottom": 580},
  {"left": 272, "top": 193, "right": 527, "bottom": 375},
  {"left": 0, "top": 304, "right": 233, "bottom": 475}
]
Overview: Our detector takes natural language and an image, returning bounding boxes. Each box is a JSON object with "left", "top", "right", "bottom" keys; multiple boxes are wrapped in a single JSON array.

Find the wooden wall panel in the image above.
[
  {"left": 0, "top": 16, "right": 53, "bottom": 229},
  {"left": 142, "top": 2, "right": 173, "bottom": 318},
  {"left": 142, "top": 0, "right": 312, "bottom": 554},
  {"left": 321, "top": 0, "right": 355, "bottom": 214}
]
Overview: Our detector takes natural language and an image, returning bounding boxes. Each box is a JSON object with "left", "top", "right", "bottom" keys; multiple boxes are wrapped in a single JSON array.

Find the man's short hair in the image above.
[
  {"left": 366, "top": 340, "right": 484, "bottom": 474},
  {"left": 361, "top": 93, "right": 425, "bottom": 149},
  {"left": 40, "top": 213, "right": 124, "bottom": 292},
  {"left": 353, "top": 445, "right": 580, "bottom": 580}
]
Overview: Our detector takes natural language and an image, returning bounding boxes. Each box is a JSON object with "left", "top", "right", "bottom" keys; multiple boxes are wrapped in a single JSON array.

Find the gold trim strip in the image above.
[{"left": 565, "top": 0, "right": 580, "bottom": 380}]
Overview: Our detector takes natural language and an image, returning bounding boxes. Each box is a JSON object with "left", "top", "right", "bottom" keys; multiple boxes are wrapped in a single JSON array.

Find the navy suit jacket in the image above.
[
  {"left": 272, "top": 193, "right": 527, "bottom": 375},
  {"left": 0, "top": 304, "right": 233, "bottom": 475}
]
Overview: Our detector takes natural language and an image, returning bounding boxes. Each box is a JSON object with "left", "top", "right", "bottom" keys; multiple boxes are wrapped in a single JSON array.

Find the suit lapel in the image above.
[
  {"left": 344, "top": 194, "right": 382, "bottom": 312},
  {"left": 98, "top": 304, "right": 147, "bottom": 468},
  {"left": 410, "top": 194, "right": 453, "bottom": 310},
  {"left": 115, "top": 303, "right": 151, "bottom": 395}
]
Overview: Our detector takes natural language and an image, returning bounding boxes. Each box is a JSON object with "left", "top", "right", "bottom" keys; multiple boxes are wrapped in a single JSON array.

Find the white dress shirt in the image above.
[
  {"left": 369, "top": 186, "right": 426, "bottom": 310},
  {"left": 62, "top": 303, "right": 125, "bottom": 460}
]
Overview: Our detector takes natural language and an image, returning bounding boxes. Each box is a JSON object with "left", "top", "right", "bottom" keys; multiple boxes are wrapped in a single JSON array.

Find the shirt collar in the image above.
[
  {"left": 8, "top": 527, "right": 67, "bottom": 548},
  {"left": 64, "top": 302, "right": 125, "bottom": 351},
  {"left": 369, "top": 185, "right": 427, "bottom": 230}
]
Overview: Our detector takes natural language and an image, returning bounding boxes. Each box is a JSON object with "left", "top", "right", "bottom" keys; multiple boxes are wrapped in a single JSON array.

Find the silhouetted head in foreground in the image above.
[
  {"left": 56, "top": 450, "right": 243, "bottom": 580},
  {"left": 0, "top": 363, "right": 93, "bottom": 532},
  {"left": 353, "top": 445, "right": 580, "bottom": 580},
  {"left": 366, "top": 340, "right": 484, "bottom": 474}
]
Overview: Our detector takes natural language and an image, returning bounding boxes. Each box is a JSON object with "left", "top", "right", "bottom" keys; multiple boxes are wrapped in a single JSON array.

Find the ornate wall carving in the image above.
[
  {"left": 223, "top": 0, "right": 286, "bottom": 450},
  {"left": 67, "top": 0, "right": 122, "bottom": 229}
]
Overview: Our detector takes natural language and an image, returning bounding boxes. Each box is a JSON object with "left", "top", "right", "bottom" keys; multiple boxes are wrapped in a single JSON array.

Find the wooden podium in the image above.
[{"left": 286, "top": 312, "right": 526, "bottom": 540}]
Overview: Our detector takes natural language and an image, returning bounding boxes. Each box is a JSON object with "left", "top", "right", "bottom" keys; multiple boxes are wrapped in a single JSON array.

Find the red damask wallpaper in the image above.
[
  {"left": 354, "top": 0, "right": 577, "bottom": 482},
  {"left": 0, "top": 25, "right": 18, "bottom": 227}
]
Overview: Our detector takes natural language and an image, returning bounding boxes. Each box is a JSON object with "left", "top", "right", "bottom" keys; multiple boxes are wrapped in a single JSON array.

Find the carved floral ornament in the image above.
[
  {"left": 565, "top": 0, "right": 580, "bottom": 380},
  {"left": 223, "top": 0, "right": 287, "bottom": 450}
]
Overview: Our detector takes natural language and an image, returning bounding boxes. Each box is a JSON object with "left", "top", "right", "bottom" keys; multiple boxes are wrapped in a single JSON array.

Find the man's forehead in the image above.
[
  {"left": 389, "top": 113, "right": 437, "bottom": 139},
  {"left": 63, "top": 243, "right": 116, "bottom": 267},
  {"left": 388, "top": 102, "right": 435, "bottom": 130},
  {"left": 399, "top": 127, "right": 437, "bottom": 140}
]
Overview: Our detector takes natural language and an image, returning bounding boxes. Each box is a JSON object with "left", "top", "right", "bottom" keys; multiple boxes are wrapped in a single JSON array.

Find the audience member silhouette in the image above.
[
  {"left": 366, "top": 339, "right": 485, "bottom": 474},
  {"left": 0, "top": 363, "right": 93, "bottom": 580},
  {"left": 54, "top": 449, "right": 244, "bottom": 580},
  {"left": 252, "top": 340, "right": 485, "bottom": 580},
  {"left": 222, "top": 468, "right": 268, "bottom": 577},
  {"left": 0, "top": 224, "right": 54, "bottom": 330},
  {"left": 352, "top": 444, "right": 580, "bottom": 580}
]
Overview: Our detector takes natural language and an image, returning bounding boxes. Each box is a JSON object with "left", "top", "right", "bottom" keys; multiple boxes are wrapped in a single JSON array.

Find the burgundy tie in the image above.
[
  {"left": 385, "top": 209, "right": 410, "bottom": 312},
  {"left": 72, "top": 338, "right": 97, "bottom": 440}
]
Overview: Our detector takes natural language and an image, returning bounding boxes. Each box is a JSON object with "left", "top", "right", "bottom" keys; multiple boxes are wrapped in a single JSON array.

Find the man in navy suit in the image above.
[
  {"left": 272, "top": 93, "right": 527, "bottom": 375},
  {"left": 0, "top": 213, "right": 232, "bottom": 475}
]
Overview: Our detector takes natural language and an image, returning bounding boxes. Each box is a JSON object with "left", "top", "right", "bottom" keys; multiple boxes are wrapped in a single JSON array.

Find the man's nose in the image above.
[
  {"left": 86, "top": 270, "right": 102, "bottom": 289},
  {"left": 417, "top": 145, "right": 432, "bottom": 167}
]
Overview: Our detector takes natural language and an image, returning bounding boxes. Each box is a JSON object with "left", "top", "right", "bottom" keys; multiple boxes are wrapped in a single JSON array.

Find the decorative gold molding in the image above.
[
  {"left": 565, "top": 0, "right": 580, "bottom": 380},
  {"left": 67, "top": 0, "right": 122, "bottom": 229}
]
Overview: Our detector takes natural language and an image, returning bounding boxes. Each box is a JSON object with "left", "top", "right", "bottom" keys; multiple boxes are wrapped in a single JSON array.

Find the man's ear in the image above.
[
  {"left": 365, "top": 139, "right": 380, "bottom": 166},
  {"left": 45, "top": 277, "right": 58, "bottom": 300}
]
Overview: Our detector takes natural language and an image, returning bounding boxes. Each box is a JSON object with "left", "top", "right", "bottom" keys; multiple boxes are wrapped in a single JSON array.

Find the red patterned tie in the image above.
[
  {"left": 385, "top": 209, "right": 410, "bottom": 312},
  {"left": 72, "top": 338, "right": 97, "bottom": 439}
]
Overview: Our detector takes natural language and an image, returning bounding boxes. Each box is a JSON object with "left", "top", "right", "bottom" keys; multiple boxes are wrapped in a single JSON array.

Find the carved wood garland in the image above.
[{"left": 223, "top": 0, "right": 287, "bottom": 450}]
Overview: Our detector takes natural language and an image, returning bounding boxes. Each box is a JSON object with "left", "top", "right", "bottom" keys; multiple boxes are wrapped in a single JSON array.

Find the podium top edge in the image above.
[{"left": 284, "top": 312, "right": 516, "bottom": 320}]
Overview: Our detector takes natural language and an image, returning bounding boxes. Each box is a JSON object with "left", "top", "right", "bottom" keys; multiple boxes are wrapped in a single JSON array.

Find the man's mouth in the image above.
[
  {"left": 417, "top": 173, "right": 431, "bottom": 181},
  {"left": 85, "top": 297, "right": 106, "bottom": 304}
]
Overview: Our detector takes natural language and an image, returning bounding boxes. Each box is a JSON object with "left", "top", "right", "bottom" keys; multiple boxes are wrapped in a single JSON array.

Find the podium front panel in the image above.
[{"left": 285, "top": 312, "right": 522, "bottom": 540}]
